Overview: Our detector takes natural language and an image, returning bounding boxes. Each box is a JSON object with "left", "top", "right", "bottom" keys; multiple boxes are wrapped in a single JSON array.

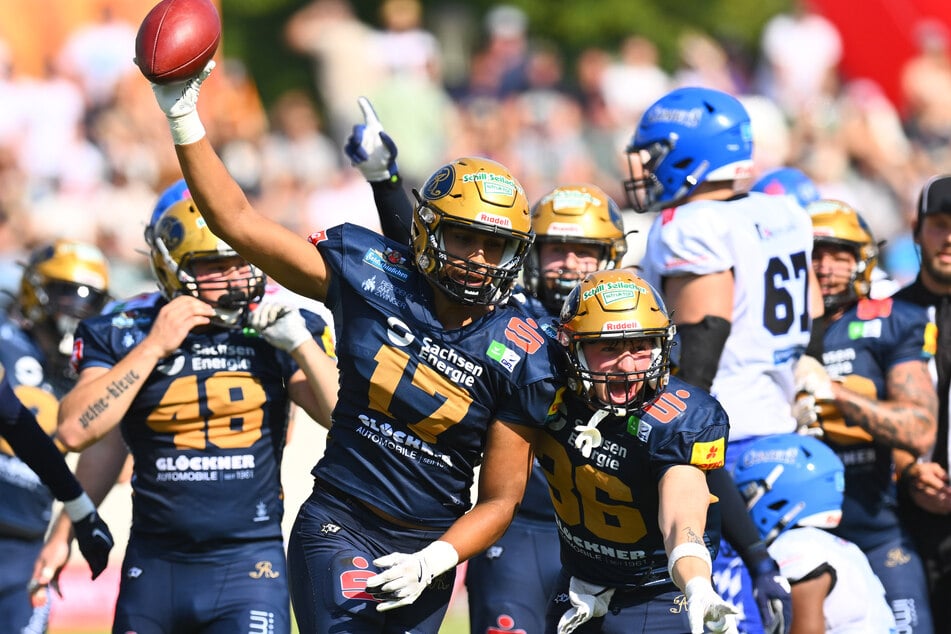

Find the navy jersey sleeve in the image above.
[
  {"left": 882, "top": 298, "right": 932, "bottom": 367},
  {"left": 300, "top": 308, "right": 336, "bottom": 359},
  {"left": 0, "top": 371, "right": 83, "bottom": 503}
]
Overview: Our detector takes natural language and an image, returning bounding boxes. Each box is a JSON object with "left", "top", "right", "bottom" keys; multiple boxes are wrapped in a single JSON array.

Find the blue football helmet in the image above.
[
  {"left": 751, "top": 167, "right": 820, "bottom": 208},
  {"left": 149, "top": 178, "right": 191, "bottom": 230},
  {"left": 624, "top": 86, "right": 753, "bottom": 213},
  {"left": 732, "top": 434, "right": 845, "bottom": 544}
]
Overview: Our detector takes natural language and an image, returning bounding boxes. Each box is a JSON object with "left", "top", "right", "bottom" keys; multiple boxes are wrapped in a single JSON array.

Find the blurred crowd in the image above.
[{"left": 1, "top": 0, "right": 950, "bottom": 301}]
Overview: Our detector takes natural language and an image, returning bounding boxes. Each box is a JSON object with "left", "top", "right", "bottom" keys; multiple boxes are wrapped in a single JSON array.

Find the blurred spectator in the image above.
[
  {"left": 902, "top": 18, "right": 951, "bottom": 171},
  {"left": 372, "top": 0, "right": 441, "bottom": 82},
  {"left": 673, "top": 31, "right": 740, "bottom": 95},
  {"left": 56, "top": 3, "right": 136, "bottom": 109},
  {"left": 599, "top": 35, "right": 670, "bottom": 129},
  {"left": 480, "top": 4, "right": 531, "bottom": 97},
  {"left": 759, "top": 0, "right": 842, "bottom": 118},
  {"left": 285, "top": 0, "right": 383, "bottom": 144},
  {"left": 258, "top": 89, "right": 341, "bottom": 230}
]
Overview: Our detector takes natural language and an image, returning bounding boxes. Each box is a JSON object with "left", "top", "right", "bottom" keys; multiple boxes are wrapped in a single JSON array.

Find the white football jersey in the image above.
[
  {"left": 640, "top": 192, "right": 813, "bottom": 439},
  {"left": 771, "top": 527, "right": 896, "bottom": 633}
]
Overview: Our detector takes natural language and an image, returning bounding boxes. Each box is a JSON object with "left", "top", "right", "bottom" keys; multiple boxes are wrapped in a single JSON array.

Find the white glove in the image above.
[
  {"left": 366, "top": 541, "right": 458, "bottom": 612},
  {"left": 343, "top": 96, "right": 399, "bottom": 182},
  {"left": 249, "top": 303, "right": 311, "bottom": 352},
  {"left": 149, "top": 60, "right": 216, "bottom": 145},
  {"left": 684, "top": 577, "right": 739, "bottom": 634},
  {"left": 556, "top": 577, "right": 616, "bottom": 634},
  {"left": 793, "top": 355, "right": 834, "bottom": 400},
  {"left": 792, "top": 355, "right": 834, "bottom": 434}
]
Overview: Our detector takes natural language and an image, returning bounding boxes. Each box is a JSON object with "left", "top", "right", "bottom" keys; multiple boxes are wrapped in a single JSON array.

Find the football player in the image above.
[
  {"left": 0, "top": 238, "right": 112, "bottom": 631},
  {"left": 797, "top": 199, "right": 936, "bottom": 632},
  {"left": 632, "top": 86, "right": 819, "bottom": 634},
  {"left": 733, "top": 434, "right": 896, "bottom": 632},
  {"left": 148, "top": 64, "right": 560, "bottom": 634},
  {"left": 537, "top": 269, "right": 735, "bottom": 633},
  {"left": 345, "top": 95, "right": 630, "bottom": 633},
  {"left": 47, "top": 196, "right": 337, "bottom": 634}
]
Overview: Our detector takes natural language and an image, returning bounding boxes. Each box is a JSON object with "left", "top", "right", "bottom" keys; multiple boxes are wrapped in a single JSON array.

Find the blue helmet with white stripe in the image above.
[
  {"left": 733, "top": 434, "right": 845, "bottom": 544},
  {"left": 624, "top": 87, "right": 753, "bottom": 213}
]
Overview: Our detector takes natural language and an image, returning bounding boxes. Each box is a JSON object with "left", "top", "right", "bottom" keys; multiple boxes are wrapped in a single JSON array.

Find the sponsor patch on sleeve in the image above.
[{"left": 690, "top": 438, "right": 725, "bottom": 470}]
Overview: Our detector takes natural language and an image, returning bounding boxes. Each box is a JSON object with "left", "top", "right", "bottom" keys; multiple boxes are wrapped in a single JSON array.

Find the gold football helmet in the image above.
[
  {"left": 525, "top": 184, "right": 627, "bottom": 314},
  {"left": 146, "top": 199, "right": 265, "bottom": 327},
  {"left": 559, "top": 269, "right": 675, "bottom": 414},
  {"left": 411, "top": 157, "right": 533, "bottom": 305},
  {"left": 18, "top": 239, "right": 110, "bottom": 354},
  {"left": 807, "top": 199, "right": 879, "bottom": 310}
]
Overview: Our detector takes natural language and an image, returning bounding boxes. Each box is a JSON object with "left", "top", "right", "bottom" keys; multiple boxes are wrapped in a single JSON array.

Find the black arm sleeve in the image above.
[
  {"left": 804, "top": 314, "right": 827, "bottom": 361},
  {"left": 0, "top": 382, "right": 83, "bottom": 503},
  {"left": 371, "top": 177, "right": 414, "bottom": 245},
  {"left": 675, "top": 316, "right": 731, "bottom": 392},
  {"left": 707, "top": 467, "right": 767, "bottom": 566}
]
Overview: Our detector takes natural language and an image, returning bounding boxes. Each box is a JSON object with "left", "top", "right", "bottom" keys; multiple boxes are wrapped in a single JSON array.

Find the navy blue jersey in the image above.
[
  {"left": 821, "top": 297, "right": 932, "bottom": 550},
  {"left": 535, "top": 376, "right": 728, "bottom": 587},
  {"left": 71, "top": 293, "right": 332, "bottom": 554},
  {"left": 310, "top": 223, "right": 559, "bottom": 528},
  {"left": 0, "top": 312, "right": 69, "bottom": 539}
]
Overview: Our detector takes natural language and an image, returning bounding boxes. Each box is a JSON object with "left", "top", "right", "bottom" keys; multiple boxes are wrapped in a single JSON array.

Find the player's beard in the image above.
[{"left": 921, "top": 250, "right": 951, "bottom": 288}]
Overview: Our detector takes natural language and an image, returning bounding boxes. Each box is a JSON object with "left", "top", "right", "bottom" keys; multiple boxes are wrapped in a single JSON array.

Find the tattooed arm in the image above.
[
  {"left": 58, "top": 296, "right": 215, "bottom": 451},
  {"left": 659, "top": 464, "right": 713, "bottom": 589},
  {"left": 833, "top": 359, "right": 937, "bottom": 457}
]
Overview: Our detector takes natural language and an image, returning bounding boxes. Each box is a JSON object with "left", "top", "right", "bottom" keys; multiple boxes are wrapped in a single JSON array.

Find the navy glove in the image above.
[
  {"left": 72, "top": 511, "right": 114, "bottom": 580},
  {"left": 344, "top": 96, "right": 399, "bottom": 182},
  {"left": 748, "top": 546, "right": 792, "bottom": 634}
]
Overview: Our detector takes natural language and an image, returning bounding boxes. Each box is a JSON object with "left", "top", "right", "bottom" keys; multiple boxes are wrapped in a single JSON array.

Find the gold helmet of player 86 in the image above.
[
  {"left": 559, "top": 269, "right": 675, "bottom": 414},
  {"left": 145, "top": 198, "right": 265, "bottom": 327},
  {"left": 411, "top": 156, "right": 533, "bottom": 305},
  {"left": 807, "top": 199, "right": 879, "bottom": 309},
  {"left": 525, "top": 184, "right": 627, "bottom": 314},
  {"left": 19, "top": 239, "right": 110, "bottom": 353}
]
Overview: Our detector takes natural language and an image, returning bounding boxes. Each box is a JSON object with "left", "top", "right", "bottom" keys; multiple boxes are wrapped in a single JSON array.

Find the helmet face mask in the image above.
[
  {"left": 624, "top": 87, "right": 754, "bottom": 213},
  {"left": 146, "top": 199, "right": 265, "bottom": 327},
  {"left": 807, "top": 200, "right": 879, "bottom": 311},
  {"left": 19, "top": 240, "right": 110, "bottom": 355},
  {"left": 525, "top": 185, "right": 627, "bottom": 314},
  {"left": 733, "top": 434, "right": 845, "bottom": 544},
  {"left": 558, "top": 270, "right": 675, "bottom": 415},
  {"left": 412, "top": 157, "right": 533, "bottom": 306}
]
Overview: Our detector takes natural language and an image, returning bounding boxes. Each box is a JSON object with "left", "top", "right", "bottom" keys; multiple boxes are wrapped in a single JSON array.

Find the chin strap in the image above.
[{"left": 574, "top": 408, "right": 612, "bottom": 458}]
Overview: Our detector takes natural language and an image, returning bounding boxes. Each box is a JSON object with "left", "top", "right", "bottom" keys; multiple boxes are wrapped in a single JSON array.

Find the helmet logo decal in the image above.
[
  {"left": 422, "top": 164, "right": 455, "bottom": 199},
  {"left": 546, "top": 189, "right": 601, "bottom": 210},
  {"left": 603, "top": 320, "right": 642, "bottom": 331},
  {"left": 157, "top": 216, "right": 185, "bottom": 251},
  {"left": 582, "top": 280, "right": 646, "bottom": 304},
  {"left": 475, "top": 211, "right": 513, "bottom": 228},
  {"left": 463, "top": 171, "right": 519, "bottom": 196},
  {"left": 645, "top": 105, "right": 703, "bottom": 127},
  {"left": 740, "top": 446, "right": 800, "bottom": 467},
  {"left": 547, "top": 222, "right": 584, "bottom": 236}
]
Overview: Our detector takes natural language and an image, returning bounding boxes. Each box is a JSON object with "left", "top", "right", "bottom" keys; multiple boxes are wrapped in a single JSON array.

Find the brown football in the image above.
[{"left": 135, "top": 0, "right": 220, "bottom": 84}]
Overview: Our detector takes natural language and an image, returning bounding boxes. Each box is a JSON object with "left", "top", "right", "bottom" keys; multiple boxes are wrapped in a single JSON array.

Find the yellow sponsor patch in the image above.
[
  {"left": 925, "top": 322, "right": 938, "bottom": 356},
  {"left": 690, "top": 438, "right": 725, "bottom": 470}
]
